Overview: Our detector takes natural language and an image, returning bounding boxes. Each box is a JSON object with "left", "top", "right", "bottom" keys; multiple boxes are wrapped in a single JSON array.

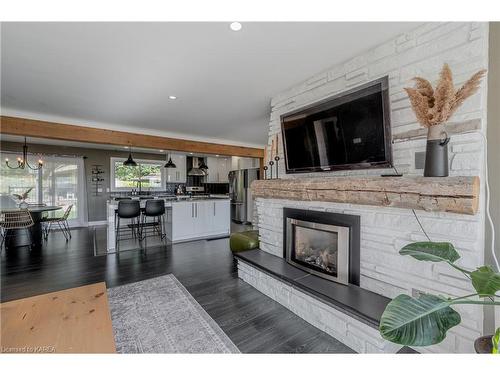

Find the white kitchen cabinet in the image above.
[
  {"left": 206, "top": 157, "right": 230, "bottom": 183},
  {"left": 168, "top": 199, "right": 230, "bottom": 242},
  {"left": 206, "top": 157, "right": 219, "bottom": 183},
  {"left": 166, "top": 154, "right": 186, "bottom": 183},
  {"left": 212, "top": 200, "right": 230, "bottom": 233},
  {"left": 231, "top": 156, "right": 259, "bottom": 170},
  {"left": 217, "top": 157, "right": 230, "bottom": 182},
  {"left": 170, "top": 200, "right": 195, "bottom": 240}
]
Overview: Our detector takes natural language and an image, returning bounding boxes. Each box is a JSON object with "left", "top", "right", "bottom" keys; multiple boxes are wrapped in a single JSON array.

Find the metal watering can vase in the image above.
[{"left": 424, "top": 124, "right": 450, "bottom": 177}]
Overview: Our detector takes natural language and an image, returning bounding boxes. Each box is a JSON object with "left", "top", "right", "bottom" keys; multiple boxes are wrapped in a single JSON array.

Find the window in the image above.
[
  {"left": 0, "top": 152, "right": 86, "bottom": 226},
  {"left": 110, "top": 157, "right": 165, "bottom": 192}
]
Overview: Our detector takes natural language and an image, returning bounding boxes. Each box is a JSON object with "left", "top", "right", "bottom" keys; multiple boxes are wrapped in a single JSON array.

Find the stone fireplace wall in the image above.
[{"left": 256, "top": 22, "right": 490, "bottom": 353}]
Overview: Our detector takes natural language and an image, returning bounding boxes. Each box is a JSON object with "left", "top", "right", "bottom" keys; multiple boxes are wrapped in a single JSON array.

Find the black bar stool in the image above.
[
  {"left": 140, "top": 199, "right": 166, "bottom": 248},
  {"left": 114, "top": 197, "right": 131, "bottom": 225},
  {"left": 115, "top": 200, "right": 141, "bottom": 251}
]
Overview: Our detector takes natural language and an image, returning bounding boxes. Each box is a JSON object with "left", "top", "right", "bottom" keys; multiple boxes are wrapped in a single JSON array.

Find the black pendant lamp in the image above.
[
  {"left": 123, "top": 148, "right": 137, "bottom": 167},
  {"left": 164, "top": 153, "right": 177, "bottom": 168}
]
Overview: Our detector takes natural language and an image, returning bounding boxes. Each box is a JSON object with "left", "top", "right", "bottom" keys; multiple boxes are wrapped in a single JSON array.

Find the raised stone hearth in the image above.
[{"left": 235, "top": 249, "right": 400, "bottom": 353}]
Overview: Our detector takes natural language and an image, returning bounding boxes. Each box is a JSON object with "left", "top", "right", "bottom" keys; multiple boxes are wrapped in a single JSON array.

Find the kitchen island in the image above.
[{"left": 106, "top": 196, "right": 230, "bottom": 252}]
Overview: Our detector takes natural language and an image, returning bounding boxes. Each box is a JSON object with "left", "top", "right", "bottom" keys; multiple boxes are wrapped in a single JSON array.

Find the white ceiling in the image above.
[{"left": 1, "top": 22, "right": 421, "bottom": 147}]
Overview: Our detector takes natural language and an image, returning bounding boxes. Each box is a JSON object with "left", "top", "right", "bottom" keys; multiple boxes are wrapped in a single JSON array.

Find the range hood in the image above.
[{"left": 188, "top": 157, "right": 207, "bottom": 176}]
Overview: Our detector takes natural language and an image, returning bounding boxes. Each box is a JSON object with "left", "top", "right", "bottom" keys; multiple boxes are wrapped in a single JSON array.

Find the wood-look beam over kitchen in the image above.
[{"left": 0, "top": 116, "right": 264, "bottom": 158}]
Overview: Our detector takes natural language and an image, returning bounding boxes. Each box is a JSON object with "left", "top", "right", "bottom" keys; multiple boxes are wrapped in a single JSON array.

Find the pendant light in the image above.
[
  {"left": 164, "top": 153, "right": 177, "bottom": 168},
  {"left": 5, "top": 137, "right": 43, "bottom": 170},
  {"left": 123, "top": 147, "right": 137, "bottom": 167}
]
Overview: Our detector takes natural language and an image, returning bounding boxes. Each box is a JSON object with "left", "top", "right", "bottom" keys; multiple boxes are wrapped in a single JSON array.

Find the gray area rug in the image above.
[{"left": 107, "top": 274, "right": 240, "bottom": 353}]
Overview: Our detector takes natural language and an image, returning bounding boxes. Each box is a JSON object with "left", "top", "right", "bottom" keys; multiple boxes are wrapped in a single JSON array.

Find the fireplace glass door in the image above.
[{"left": 286, "top": 218, "right": 349, "bottom": 284}]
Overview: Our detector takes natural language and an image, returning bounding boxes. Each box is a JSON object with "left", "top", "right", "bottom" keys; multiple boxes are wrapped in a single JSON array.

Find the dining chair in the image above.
[
  {"left": 42, "top": 204, "right": 73, "bottom": 241},
  {"left": 0, "top": 210, "right": 35, "bottom": 251}
]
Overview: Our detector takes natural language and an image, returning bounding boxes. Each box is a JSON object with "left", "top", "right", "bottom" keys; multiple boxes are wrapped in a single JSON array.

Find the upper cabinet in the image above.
[
  {"left": 217, "top": 157, "right": 230, "bottom": 183},
  {"left": 166, "top": 153, "right": 186, "bottom": 183},
  {"left": 231, "top": 156, "right": 259, "bottom": 170},
  {"left": 206, "top": 157, "right": 230, "bottom": 183}
]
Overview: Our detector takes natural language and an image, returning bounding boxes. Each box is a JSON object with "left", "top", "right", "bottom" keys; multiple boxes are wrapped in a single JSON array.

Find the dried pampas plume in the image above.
[{"left": 405, "top": 63, "right": 487, "bottom": 128}]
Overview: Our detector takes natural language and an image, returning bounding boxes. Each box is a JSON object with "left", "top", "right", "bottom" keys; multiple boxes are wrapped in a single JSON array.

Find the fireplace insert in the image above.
[{"left": 283, "top": 208, "right": 360, "bottom": 285}]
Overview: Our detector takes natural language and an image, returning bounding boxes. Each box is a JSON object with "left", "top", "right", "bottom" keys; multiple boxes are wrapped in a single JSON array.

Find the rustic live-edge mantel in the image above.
[{"left": 251, "top": 176, "right": 480, "bottom": 215}]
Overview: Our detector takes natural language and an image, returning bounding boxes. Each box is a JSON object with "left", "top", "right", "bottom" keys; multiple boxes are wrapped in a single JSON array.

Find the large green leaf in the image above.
[
  {"left": 379, "top": 294, "right": 461, "bottom": 346},
  {"left": 470, "top": 266, "right": 500, "bottom": 297},
  {"left": 399, "top": 242, "right": 460, "bottom": 263},
  {"left": 493, "top": 328, "right": 500, "bottom": 354}
]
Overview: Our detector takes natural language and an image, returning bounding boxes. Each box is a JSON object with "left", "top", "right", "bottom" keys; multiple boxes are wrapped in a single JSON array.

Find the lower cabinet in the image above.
[{"left": 169, "top": 200, "right": 230, "bottom": 242}]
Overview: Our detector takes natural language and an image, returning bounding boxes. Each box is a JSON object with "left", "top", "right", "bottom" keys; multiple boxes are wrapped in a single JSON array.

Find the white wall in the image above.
[
  {"left": 486, "top": 22, "right": 500, "bottom": 332},
  {"left": 255, "top": 22, "right": 490, "bottom": 353}
]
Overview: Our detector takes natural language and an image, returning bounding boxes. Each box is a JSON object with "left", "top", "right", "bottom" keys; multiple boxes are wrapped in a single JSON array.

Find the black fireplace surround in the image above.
[{"left": 283, "top": 208, "right": 360, "bottom": 286}]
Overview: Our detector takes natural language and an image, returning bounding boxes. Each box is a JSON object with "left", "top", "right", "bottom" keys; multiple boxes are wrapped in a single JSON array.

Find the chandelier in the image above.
[{"left": 5, "top": 137, "right": 44, "bottom": 170}]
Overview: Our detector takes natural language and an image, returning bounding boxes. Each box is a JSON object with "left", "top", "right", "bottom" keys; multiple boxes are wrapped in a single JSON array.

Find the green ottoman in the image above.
[{"left": 230, "top": 230, "right": 259, "bottom": 253}]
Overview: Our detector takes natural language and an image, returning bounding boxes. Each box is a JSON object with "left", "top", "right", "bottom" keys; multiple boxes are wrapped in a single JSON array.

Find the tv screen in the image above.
[{"left": 281, "top": 77, "right": 392, "bottom": 173}]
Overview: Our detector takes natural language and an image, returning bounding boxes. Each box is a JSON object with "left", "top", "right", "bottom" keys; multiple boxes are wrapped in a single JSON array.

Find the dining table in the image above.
[{"left": 1, "top": 205, "right": 62, "bottom": 248}]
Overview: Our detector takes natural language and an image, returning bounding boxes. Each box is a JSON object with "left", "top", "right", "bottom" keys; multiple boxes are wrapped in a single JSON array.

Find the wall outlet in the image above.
[
  {"left": 414, "top": 151, "right": 426, "bottom": 169},
  {"left": 411, "top": 288, "right": 426, "bottom": 298}
]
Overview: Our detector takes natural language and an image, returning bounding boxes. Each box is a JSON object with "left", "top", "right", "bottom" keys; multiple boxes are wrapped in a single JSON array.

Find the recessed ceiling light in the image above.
[
  {"left": 159, "top": 150, "right": 164, "bottom": 152},
  {"left": 230, "top": 22, "right": 242, "bottom": 31},
  {"left": 216, "top": 155, "right": 219, "bottom": 157},
  {"left": 168, "top": 95, "right": 177, "bottom": 100},
  {"left": 189, "top": 152, "right": 194, "bottom": 155}
]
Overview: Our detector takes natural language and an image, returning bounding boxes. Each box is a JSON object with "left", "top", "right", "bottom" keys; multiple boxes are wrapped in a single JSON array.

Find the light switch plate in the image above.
[{"left": 415, "top": 151, "right": 426, "bottom": 169}]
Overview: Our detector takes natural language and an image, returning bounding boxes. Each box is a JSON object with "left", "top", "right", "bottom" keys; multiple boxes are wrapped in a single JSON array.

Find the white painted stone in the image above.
[{"left": 250, "top": 22, "right": 489, "bottom": 354}]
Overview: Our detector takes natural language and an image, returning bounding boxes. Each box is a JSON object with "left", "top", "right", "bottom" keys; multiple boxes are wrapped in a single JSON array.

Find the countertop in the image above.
[{"left": 107, "top": 195, "right": 230, "bottom": 208}]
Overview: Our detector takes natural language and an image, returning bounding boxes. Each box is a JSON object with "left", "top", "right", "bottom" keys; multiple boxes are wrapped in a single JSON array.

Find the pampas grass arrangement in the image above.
[
  {"left": 405, "top": 63, "right": 487, "bottom": 130},
  {"left": 405, "top": 63, "right": 487, "bottom": 177}
]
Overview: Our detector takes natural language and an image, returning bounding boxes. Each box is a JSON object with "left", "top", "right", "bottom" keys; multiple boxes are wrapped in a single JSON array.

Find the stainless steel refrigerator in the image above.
[{"left": 228, "top": 168, "right": 259, "bottom": 224}]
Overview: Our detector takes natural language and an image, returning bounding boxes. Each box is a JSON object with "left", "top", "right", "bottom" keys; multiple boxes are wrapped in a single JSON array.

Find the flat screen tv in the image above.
[{"left": 281, "top": 77, "right": 392, "bottom": 173}]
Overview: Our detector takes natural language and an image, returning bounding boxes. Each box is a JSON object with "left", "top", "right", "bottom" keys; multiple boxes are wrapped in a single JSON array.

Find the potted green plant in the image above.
[
  {"left": 378, "top": 241, "right": 500, "bottom": 353},
  {"left": 11, "top": 187, "right": 33, "bottom": 209}
]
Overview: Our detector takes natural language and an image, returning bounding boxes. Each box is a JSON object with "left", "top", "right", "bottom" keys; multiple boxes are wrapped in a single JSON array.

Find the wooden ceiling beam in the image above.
[{"left": 0, "top": 116, "right": 264, "bottom": 158}]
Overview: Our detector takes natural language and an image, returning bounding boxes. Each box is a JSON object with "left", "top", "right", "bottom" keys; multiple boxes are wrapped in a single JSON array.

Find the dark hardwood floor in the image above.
[{"left": 0, "top": 227, "right": 354, "bottom": 353}]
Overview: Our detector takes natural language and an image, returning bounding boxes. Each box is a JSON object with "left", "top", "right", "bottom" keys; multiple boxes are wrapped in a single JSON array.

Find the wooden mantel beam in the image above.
[
  {"left": 0, "top": 116, "right": 264, "bottom": 158},
  {"left": 251, "top": 176, "right": 480, "bottom": 215}
]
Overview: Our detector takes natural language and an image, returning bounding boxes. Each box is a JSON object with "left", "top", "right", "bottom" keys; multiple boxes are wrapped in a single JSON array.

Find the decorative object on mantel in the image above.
[
  {"left": 263, "top": 165, "right": 268, "bottom": 180},
  {"left": 251, "top": 176, "right": 480, "bottom": 215},
  {"left": 91, "top": 165, "right": 105, "bottom": 196},
  {"left": 268, "top": 159, "right": 274, "bottom": 179},
  {"left": 405, "top": 63, "right": 487, "bottom": 177},
  {"left": 11, "top": 187, "right": 33, "bottom": 209},
  {"left": 378, "top": 241, "right": 499, "bottom": 353},
  {"left": 267, "top": 133, "right": 280, "bottom": 180},
  {"left": 5, "top": 137, "right": 43, "bottom": 170}
]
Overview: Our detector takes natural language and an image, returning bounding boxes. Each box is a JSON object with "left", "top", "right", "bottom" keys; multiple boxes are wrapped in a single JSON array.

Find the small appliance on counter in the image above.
[
  {"left": 185, "top": 186, "right": 209, "bottom": 197},
  {"left": 175, "top": 184, "right": 186, "bottom": 196}
]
